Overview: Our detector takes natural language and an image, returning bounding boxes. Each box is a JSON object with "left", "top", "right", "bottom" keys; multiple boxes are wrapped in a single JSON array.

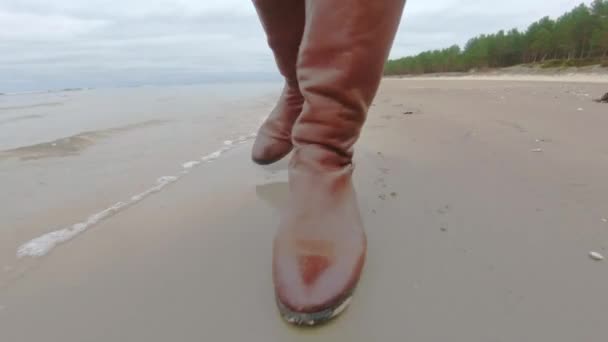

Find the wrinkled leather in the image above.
[
  {"left": 273, "top": 0, "right": 406, "bottom": 314},
  {"left": 251, "top": 0, "right": 305, "bottom": 165}
]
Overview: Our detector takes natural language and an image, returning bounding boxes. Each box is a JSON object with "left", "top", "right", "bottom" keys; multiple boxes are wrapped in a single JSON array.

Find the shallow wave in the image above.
[
  {"left": 16, "top": 132, "right": 257, "bottom": 258},
  {"left": 0, "top": 88, "right": 87, "bottom": 97},
  {"left": 0, "top": 102, "right": 64, "bottom": 113},
  {"left": 0, "top": 114, "right": 45, "bottom": 125},
  {"left": 0, "top": 120, "right": 170, "bottom": 161}
]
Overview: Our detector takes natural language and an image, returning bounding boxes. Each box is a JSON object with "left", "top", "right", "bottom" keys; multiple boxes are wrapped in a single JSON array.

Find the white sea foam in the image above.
[
  {"left": 201, "top": 151, "right": 222, "bottom": 162},
  {"left": 17, "top": 201, "right": 129, "bottom": 257},
  {"left": 130, "top": 176, "right": 178, "bottom": 202},
  {"left": 17, "top": 133, "right": 257, "bottom": 258},
  {"left": 182, "top": 161, "right": 200, "bottom": 169}
]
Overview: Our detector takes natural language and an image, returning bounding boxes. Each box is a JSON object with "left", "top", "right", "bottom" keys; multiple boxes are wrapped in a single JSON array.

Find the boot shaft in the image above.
[
  {"left": 293, "top": 0, "right": 407, "bottom": 159},
  {"left": 252, "top": 0, "right": 305, "bottom": 82}
]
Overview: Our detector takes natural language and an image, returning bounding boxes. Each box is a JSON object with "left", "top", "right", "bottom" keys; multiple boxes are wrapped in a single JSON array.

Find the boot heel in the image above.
[{"left": 277, "top": 293, "right": 354, "bottom": 326}]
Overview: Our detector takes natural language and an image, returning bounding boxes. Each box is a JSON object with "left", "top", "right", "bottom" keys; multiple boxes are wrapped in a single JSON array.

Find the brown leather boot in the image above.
[
  {"left": 272, "top": 0, "right": 406, "bottom": 326},
  {"left": 251, "top": 0, "right": 305, "bottom": 165}
]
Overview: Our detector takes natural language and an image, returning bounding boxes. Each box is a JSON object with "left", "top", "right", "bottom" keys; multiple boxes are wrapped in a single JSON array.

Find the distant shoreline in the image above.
[{"left": 385, "top": 64, "right": 608, "bottom": 84}]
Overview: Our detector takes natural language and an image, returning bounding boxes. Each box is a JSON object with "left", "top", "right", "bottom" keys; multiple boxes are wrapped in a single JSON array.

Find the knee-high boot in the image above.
[{"left": 272, "top": 0, "right": 406, "bottom": 325}]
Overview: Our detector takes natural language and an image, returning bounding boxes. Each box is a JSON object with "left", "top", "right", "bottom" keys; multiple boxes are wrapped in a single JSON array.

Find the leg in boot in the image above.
[
  {"left": 273, "top": 0, "right": 406, "bottom": 326},
  {"left": 251, "top": 0, "right": 305, "bottom": 165}
]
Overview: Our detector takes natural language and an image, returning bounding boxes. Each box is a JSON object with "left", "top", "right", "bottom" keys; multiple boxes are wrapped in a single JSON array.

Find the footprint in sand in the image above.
[
  {"left": 437, "top": 204, "right": 451, "bottom": 215},
  {"left": 374, "top": 177, "right": 388, "bottom": 189}
]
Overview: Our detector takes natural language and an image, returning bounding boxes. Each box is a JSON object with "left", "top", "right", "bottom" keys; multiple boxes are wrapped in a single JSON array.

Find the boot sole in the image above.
[{"left": 276, "top": 293, "right": 354, "bottom": 327}]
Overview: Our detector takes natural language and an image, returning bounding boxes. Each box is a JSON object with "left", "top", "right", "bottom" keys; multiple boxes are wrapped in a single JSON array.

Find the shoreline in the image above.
[
  {"left": 2, "top": 78, "right": 608, "bottom": 341},
  {"left": 387, "top": 74, "right": 608, "bottom": 84},
  {"left": 385, "top": 65, "right": 608, "bottom": 84}
]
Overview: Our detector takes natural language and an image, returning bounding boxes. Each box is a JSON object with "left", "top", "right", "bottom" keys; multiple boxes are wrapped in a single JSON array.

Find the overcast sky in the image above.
[{"left": 0, "top": 0, "right": 592, "bottom": 92}]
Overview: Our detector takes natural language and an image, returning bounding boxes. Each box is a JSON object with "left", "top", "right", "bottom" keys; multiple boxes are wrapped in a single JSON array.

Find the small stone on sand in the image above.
[
  {"left": 589, "top": 251, "right": 604, "bottom": 261},
  {"left": 440, "top": 227, "right": 448, "bottom": 232},
  {"left": 531, "top": 148, "right": 543, "bottom": 153},
  {"left": 577, "top": 108, "right": 584, "bottom": 111},
  {"left": 601, "top": 218, "right": 607, "bottom": 223}
]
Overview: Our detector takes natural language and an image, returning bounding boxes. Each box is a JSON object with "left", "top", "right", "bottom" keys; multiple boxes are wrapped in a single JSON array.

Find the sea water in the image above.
[{"left": 0, "top": 82, "right": 280, "bottom": 265}]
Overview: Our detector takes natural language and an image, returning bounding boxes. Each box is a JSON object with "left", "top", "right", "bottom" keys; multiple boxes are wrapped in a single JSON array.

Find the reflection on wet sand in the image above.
[
  {"left": 256, "top": 181, "right": 290, "bottom": 209},
  {"left": 0, "top": 119, "right": 170, "bottom": 161}
]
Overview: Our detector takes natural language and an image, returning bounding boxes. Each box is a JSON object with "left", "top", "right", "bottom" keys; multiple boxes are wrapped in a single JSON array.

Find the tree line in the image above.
[{"left": 385, "top": 0, "right": 608, "bottom": 75}]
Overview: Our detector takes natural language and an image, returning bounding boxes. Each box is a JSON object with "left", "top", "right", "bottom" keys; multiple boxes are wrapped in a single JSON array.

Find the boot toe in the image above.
[
  {"left": 272, "top": 235, "right": 365, "bottom": 324},
  {"left": 251, "top": 134, "right": 293, "bottom": 165}
]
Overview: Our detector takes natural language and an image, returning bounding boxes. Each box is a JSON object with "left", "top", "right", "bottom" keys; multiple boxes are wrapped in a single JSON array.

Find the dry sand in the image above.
[
  {"left": 1, "top": 76, "right": 608, "bottom": 341},
  {"left": 395, "top": 73, "right": 608, "bottom": 84}
]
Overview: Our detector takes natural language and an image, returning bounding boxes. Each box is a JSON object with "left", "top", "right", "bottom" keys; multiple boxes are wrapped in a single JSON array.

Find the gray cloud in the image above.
[{"left": 0, "top": 0, "right": 593, "bottom": 92}]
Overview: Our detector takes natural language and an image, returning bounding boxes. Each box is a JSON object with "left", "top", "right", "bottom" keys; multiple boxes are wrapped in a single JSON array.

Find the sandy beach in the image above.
[{"left": 2, "top": 76, "right": 608, "bottom": 341}]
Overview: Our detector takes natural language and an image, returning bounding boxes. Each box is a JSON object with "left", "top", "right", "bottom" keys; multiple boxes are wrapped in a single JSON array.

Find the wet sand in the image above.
[
  {"left": 0, "top": 83, "right": 276, "bottom": 276},
  {"left": 2, "top": 77, "right": 608, "bottom": 341}
]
